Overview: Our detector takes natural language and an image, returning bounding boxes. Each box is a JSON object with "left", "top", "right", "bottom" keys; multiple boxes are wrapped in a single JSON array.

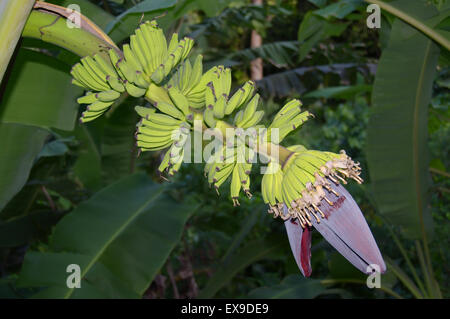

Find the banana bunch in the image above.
[
  {"left": 261, "top": 160, "right": 284, "bottom": 208},
  {"left": 167, "top": 55, "right": 211, "bottom": 109},
  {"left": 229, "top": 144, "right": 254, "bottom": 205},
  {"left": 204, "top": 142, "right": 254, "bottom": 205},
  {"left": 134, "top": 105, "right": 190, "bottom": 152},
  {"left": 233, "top": 93, "right": 265, "bottom": 129},
  {"left": 72, "top": 20, "right": 194, "bottom": 123},
  {"left": 125, "top": 20, "right": 194, "bottom": 87},
  {"left": 204, "top": 144, "right": 235, "bottom": 191},
  {"left": 112, "top": 20, "right": 194, "bottom": 98},
  {"left": 202, "top": 66, "right": 257, "bottom": 128},
  {"left": 263, "top": 147, "right": 363, "bottom": 226},
  {"left": 157, "top": 134, "right": 190, "bottom": 177},
  {"left": 262, "top": 99, "right": 312, "bottom": 143},
  {"left": 146, "top": 85, "right": 195, "bottom": 122},
  {"left": 71, "top": 54, "right": 125, "bottom": 123}
]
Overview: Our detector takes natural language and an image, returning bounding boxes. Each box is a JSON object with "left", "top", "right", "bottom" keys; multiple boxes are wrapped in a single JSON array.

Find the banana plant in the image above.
[
  {"left": 49, "top": 6, "right": 385, "bottom": 280},
  {"left": 1, "top": 1, "right": 395, "bottom": 297}
]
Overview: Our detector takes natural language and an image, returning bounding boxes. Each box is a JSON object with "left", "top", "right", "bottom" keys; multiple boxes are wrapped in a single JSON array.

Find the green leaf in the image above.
[
  {"left": 197, "top": 0, "right": 234, "bottom": 17},
  {"left": 247, "top": 275, "right": 327, "bottom": 299},
  {"left": 227, "top": 41, "right": 299, "bottom": 68},
  {"left": 304, "top": 85, "right": 372, "bottom": 99},
  {"left": 307, "top": 0, "right": 327, "bottom": 8},
  {"left": 18, "top": 173, "right": 197, "bottom": 298},
  {"left": 100, "top": 99, "right": 139, "bottom": 185},
  {"left": 298, "top": 11, "right": 349, "bottom": 61},
  {"left": 73, "top": 123, "right": 103, "bottom": 191},
  {"left": 0, "top": 123, "right": 48, "bottom": 213},
  {"left": 385, "top": 257, "right": 424, "bottom": 298},
  {"left": 198, "top": 237, "right": 283, "bottom": 298},
  {"left": 105, "top": 0, "right": 177, "bottom": 35},
  {"left": 366, "top": 1, "right": 440, "bottom": 238},
  {"left": 38, "top": 140, "right": 70, "bottom": 158},
  {"left": 366, "top": 0, "right": 450, "bottom": 51},
  {"left": 0, "top": 49, "right": 82, "bottom": 131},
  {"left": 314, "top": 0, "right": 364, "bottom": 19},
  {"left": 0, "top": 210, "right": 59, "bottom": 248},
  {"left": 221, "top": 206, "right": 260, "bottom": 264}
]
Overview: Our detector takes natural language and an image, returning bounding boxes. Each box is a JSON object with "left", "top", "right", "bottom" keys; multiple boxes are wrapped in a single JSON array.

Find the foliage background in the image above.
[{"left": 0, "top": 0, "right": 448, "bottom": 299}]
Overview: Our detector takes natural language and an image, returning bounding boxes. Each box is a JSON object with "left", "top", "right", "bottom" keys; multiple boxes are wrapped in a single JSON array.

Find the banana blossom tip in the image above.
[{"left": 283, "top": 181, "right": 386, "bottom": 277}]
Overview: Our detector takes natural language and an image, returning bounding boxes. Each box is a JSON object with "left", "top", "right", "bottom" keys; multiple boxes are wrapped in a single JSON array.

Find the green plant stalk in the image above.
[
  {"left": 415, "top": 240, "right": 437, "bottom": 298},
  {"left": 0, "top": 0, "right": 35, "bottom": 84},
  {"left": 365, "top": 0, "right": 450, "bottom": 51},
  {"left": 22, "top": 10, "right": 120, "bottom": 61},
  {"left": 320, "top": 279, "right": 403, "bottom": 299},
  {"left": 385, "top": 259, "right": 423, "bottom": 299},
  {"left": 386, "top": 225, "right": 427, "bottom": 296},
  {"left": 214, "top": 120, "right": 294, "bottom": 165}
]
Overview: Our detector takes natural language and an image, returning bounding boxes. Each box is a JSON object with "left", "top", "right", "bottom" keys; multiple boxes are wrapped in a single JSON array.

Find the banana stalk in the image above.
[{"left": 22, "top": 7, "right": 120, "bottom": 61}]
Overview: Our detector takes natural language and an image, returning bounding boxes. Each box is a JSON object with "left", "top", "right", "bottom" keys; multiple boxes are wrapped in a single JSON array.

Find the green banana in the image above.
[
  {"left": 96, "top": 90, "right": 121, "bottom": 102},
  {"left": 168, "top": 86, "right": 190, "bottom": 116},
  {"left": 213, "top": 94, "right": 226, "bottom": 119},
  {"left": 146, "top": 113, "right": 182, "bottom": 126},
  {"left": 135, "top": 106, "right": 156, "bottom": 118},
  {"left": 158, "top": 151, "right": 171, "bottom": 174},
  {"left": 230, "top": 164, "right": 242, "bottom": 206},
  {"left": 87, "top": 100, "right": 114, "bottom": 112},
  {"left": 153, "top": 101, "right": 185, "bottom": 120},
  {"left": 77, "top": 93, "right": 97, "bottom": 104},
  {"left": 125, "top": 81, "right": 147, "bottom": 97}
]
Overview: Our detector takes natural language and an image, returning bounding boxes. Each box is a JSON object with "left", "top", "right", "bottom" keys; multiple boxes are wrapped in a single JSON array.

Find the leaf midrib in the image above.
[{"left": 412, "top": 39, "right": 432, "bottom": 244}]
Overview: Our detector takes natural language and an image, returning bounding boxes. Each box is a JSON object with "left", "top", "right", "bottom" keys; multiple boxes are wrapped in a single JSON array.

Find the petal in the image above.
[
  {"left": 283, "top": 205, "right": 312, "bottom": 277},
  {"left": 311, "top": 181, "right": 386, "bottom": 274}
]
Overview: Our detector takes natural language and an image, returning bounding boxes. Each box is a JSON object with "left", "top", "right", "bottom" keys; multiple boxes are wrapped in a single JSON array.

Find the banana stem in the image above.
[
  {"left": 0, "top": 0, "right": 35, "bottom": 84},
  {"left": 22, "top": 10, "right": 119, "bottom": 61},
  {"left": 213, "top": 120, "right": 294, "bottom": 165}
]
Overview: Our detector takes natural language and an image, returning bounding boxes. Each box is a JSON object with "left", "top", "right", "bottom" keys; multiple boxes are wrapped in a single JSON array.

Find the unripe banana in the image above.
[
  {"left": 168, "top": 87, "right": 190, "bottom": 116},
  {"left": 204, "top": 106, "right": 217, "bottom": 128},
  {"left": 230, "top": 164, "right": 242, "bottom": 206},
  {"left": 80, "top": 57, "right": 109, "bottom": 88},
  {"left": 94, "top": 54, "right": 117, "bottom": 78},
  {"left": 130, "top": 34, "right": 151, "bottom": 75},
  {"left": 137, "top": 126, "right": 177, "bottom": 138},
  {"left": 87, "top": 100, "right": 114, "bottom": 112},
  {"left": 80, "top": 111, "right": 104, "bottom": 123},
  {"left": 106, "top": 75, "right": 125, "bottom": 93},
  {"left": 153, "top": 101, "right": 185, "bottom": 120},
  {"left": 225, "top": 87, "right": 244, "bottom": 115},
  {"left": 158, "top": 151, "right": 171, "bottom": 174},
  {"left": 213, "top": 95, "right": 227, "bottom": 119},
  {"left": 77, "top": 92, "right": 98, "bottom": 104},
  {"left": 147, "top": 113, "right": 182, "bottom": 126},
  {"left": 123, "top": 44, "right": 143, "bottom": 73},
  {"left": 135, "top": 106, "right": 156, "bottom": 118},
  {"left": 125, "top": 81, "right": 147, "bottom": 97},
  {"left": 95, "top": 90, "right": 121, "bottom": 102},
  {"left": 244, "top": 110, "right": 264, "bottom": 128}
]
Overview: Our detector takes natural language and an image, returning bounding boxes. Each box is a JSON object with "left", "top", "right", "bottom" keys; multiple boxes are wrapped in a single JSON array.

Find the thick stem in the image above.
[
  {"left": 22, "top": 10, "right": 120, "bottom": 61},
  {"left": 214, "top": 120, "right": 294, "bottom": 165}
]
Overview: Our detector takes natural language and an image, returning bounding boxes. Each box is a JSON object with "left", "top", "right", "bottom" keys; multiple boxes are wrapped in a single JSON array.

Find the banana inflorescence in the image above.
[{"left": 71, "top": 21, "right": 364, "bottom": 226}]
